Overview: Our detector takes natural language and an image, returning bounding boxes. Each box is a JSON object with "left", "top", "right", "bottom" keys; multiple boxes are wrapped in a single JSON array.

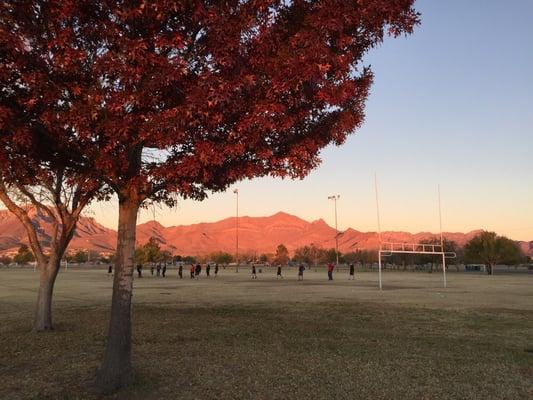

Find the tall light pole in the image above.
[
  {"left": 233, "top": 188, "right": 239, "bottom": 273},
  {"left": 328, "top": 194, "right": 340, "bottom": 265}
]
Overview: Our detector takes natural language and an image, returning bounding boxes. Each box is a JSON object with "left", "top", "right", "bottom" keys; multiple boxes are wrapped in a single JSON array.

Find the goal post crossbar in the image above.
[
  {"left": 380, "top": 242, "right": 457, "bottom": 255},
  {"left": 380, "top": 249, "right": 457, "bottom": 258},
  {"left": 377, "top": 245, "right": 457, "bottom": 290}
]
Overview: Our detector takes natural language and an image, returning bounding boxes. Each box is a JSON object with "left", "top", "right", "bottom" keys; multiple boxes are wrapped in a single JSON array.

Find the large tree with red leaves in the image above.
[{"left": 1, "top": 0, "right": 419, "bottom": 392}]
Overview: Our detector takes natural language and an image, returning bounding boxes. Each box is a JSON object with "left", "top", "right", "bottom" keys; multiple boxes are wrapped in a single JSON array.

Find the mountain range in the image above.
[{"left": 1, "top": 208, "right": 532, "bottom": 257}]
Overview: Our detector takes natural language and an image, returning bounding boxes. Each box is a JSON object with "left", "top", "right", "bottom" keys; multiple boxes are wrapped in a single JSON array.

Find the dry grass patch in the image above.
[{"left": 1, "top": 302, "right": 532, "bottom": 399}]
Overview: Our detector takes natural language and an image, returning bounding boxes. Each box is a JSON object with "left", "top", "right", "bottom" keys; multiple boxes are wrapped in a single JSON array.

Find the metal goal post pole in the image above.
[
  {"left": 442, "top": 252, "right": 447, "bottom": 288},
  {"left": 378, "top": 251, "right": 382, "bottom": 290}
]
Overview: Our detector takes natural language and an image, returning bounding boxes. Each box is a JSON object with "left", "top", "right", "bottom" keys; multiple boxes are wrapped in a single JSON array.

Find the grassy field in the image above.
[{"left": 1, "top": 267, "right": 532, "bottom": 399}]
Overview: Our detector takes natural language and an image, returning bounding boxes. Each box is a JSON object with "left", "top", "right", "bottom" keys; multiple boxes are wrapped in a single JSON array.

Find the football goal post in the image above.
[{"left": 374, "top": 175, "right": 456, "bottom": 290}]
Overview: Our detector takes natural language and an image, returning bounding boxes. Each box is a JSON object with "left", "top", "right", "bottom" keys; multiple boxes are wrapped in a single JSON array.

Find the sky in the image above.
[{"left": 85, "top": 0, "right": 533, "bottom": 240}]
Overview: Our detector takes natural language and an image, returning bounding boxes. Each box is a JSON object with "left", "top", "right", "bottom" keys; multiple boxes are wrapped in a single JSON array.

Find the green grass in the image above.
[{"left": 1, "top": 302, "right": 532, "bottom": 399}]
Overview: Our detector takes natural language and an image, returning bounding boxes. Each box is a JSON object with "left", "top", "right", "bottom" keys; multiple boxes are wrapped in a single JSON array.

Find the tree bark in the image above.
[
  {"left": 96, "top": 196, "right": 139, "bottom": 393},
  {"left": 33, "top": 258, "right": 60, "bottom": 331},
  {"left": 487, "top": 263, "right": 493, "bottom": 275}
]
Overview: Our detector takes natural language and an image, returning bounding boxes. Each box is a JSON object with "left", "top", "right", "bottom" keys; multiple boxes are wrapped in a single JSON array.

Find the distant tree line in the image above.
[
  {"left": 286, "top": 231, "right": 527, "bottom": 274},
  {"left": 0, "top": 244, "right": 35, "bottom": 265},
  {"left": 1, "top": 232, "right": 527, "bottom": 277}
]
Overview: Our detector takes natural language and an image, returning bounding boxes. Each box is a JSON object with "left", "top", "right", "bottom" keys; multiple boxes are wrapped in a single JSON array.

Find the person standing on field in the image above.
[
  {"left": 136, "top": 264, "right": 142, "bottom": 278},
  {"left": 214, "top": 263, "right": 219, "bottom": 278},
  {"left": 190, "top": 264, "right": 195, "bottom": 279},
  {"left": 178, "top": 264, "right": 183, "bottom": 279},
  {"left": 150, "top": 265, "right": 154, "bottom": 276},
  {"left": 107, "top": 265, "right": 113, "bottom": 277},
  {"left": 206, "top": 263, "right": 211, "bottom": 278},
  {"left": 251, "top": 265, "right": 257, "bottom": 279},
  {"left": 349, "top": 263, "right": 355, "bottom": 280},
  {"left": 276, "top": 265, "right": 283, "bottom": 279},
  {"left": 327, "top": 263, "right": 335, "bottom": 281},
  {"left": 162, "top": 263, "right": 167, "bottom": 277},
  {"left": 195, "top": 263, "right": 201, "bottom": 279},
  {"left": 156, "top": 263, "right": 161, "bottom": 277},
  {"left": 298, "top": 264, "right": 305, "bottom": 281}
]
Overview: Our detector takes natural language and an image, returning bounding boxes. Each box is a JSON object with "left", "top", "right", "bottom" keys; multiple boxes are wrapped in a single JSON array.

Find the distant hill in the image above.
[
  {"left": 0, "top": 208, "right": 116, "bottom": 255},
  {"left": 0, "top": 208, "right": 531, "bottom": 257}
]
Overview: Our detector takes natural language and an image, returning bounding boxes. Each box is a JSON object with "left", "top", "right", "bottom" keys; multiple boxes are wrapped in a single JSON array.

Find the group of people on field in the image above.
[
  {"left": 108, "top": 262, "right": 221, "bottom": 279},
  {"left": 149, "top": 263, "right": 168, "bottom": 277},
  {"left": 109, "top": 261, "right": 357, "bottom": 281},
  {"left": 184, "top": 263, "right": 220, "bottom": 279},
  {"left": 251, "top": 262, "right": 356, "bottom": 281},
  {"left": 109, "top": 263, "right": 170, "bottom": 278}
]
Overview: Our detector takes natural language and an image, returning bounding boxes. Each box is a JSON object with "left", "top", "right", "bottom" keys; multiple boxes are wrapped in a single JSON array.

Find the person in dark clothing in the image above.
[
  {"left": 327, "top": 263, "right": 334, "bottom": 281},
  {"left": 190, "top": 264, "right": 195, "bottom": 279},
  {"left": 206, "top": 263, "right": 211, "bottom": 277},
  {"left": 195, "top": 263, "right": 201, "bottom": 279},
  {"left": 251, "top": 265, "right": 257, "bottom": 279},
  {"left": 136, "top": 264, "right": 142, "bottom": 278},
  {"left": 276, "top": 265, "right": 283, "bottom": 279},
  {"left": 349, "top": 263, "right": 355, "bottom": 280},
  {"left": 214, "top": 263, "right": 219, "bottom": 278},
  {"left": 162, "top": 263, "right": 167, "bottom": 277},
  {"left": 156, "top": 263, "right": 161, "bottom": 277},
  {"left": 298, "top": 264, "right": 305, "bottom": 281},
  {"left": 150, "top": 265, "right": 154, "bottom": 276},
  {"left": 107, "top": 265, "right": 113, "bottom": 276},
  {"left": 178, "top": 264, "right": 183, "bottom": 279}
]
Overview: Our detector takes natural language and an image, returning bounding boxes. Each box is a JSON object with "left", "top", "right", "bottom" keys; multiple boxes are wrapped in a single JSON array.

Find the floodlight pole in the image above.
[
  {"left": 233, "top": 188, "right": 239, "bottom": 273},
  {"left": 328, "top": 194, "right": 340, "bottom": 265},
  {"left": 438, "top": 185, "right": 447, "bottom": 288}
]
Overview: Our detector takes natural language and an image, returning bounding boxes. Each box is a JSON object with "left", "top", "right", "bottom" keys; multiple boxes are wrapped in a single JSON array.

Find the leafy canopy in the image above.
[
  {"left": 135, "top": 237, "right": 162, "bottom": 264},
  {"left": 209, "top": 251, "right": 234, "bottom": 264},
  {"left": 13, "top": 244, "right": 35, "bottom": 264},
  {"left": 464, "top": 231, "right": 524, "bottom": 266},
  {"left": 0, "top": 0, "right": 419, "bottom": 204},
  {"left": 275, "top": 243, "right": 289, "bottom": 264}
]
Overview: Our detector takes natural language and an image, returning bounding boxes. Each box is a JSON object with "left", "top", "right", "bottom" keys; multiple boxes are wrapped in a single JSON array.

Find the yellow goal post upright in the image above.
[{"left": 374, "top": 175, "right": 456, "bottom": 290}]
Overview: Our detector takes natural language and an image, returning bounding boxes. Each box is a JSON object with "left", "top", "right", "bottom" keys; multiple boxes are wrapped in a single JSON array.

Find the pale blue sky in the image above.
[{"left": 88, "top": 0, "right": 533, "bottom": 240}]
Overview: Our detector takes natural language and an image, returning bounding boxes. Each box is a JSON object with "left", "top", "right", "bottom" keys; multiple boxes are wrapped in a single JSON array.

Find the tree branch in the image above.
[{"left": 0, "top": 180, "right": 46, "bottom": 266}]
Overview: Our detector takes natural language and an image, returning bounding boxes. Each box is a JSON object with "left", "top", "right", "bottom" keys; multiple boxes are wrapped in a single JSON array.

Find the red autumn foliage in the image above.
[
  {"left": 1, "top": 0, "right": 419, "bottom": 202},
  {"left": 1, "top": 0, "right": 419, "bottom": 392}
]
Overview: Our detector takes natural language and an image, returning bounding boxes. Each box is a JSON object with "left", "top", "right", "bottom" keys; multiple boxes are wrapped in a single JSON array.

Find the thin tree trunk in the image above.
[
  {"left": 96, "top": 196, "right": 139, "bottom": 393},
  {"left": 487, "top": 263, "right": 493, "bottom": 275},
  {"left": 34, "top": 259, "right": 60, "bottom": 331}
]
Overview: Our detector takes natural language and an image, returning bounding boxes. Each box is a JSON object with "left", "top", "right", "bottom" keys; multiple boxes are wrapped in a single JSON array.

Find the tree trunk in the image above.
[
  {"left": 487, "top": 263, "right": 493, "bottom": 275},
  {"left": 96, "top": 197, "right": 139, "bottom": 393},
  {"left": 34, "top": 259, "right": 60, "bottom": 331}
]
